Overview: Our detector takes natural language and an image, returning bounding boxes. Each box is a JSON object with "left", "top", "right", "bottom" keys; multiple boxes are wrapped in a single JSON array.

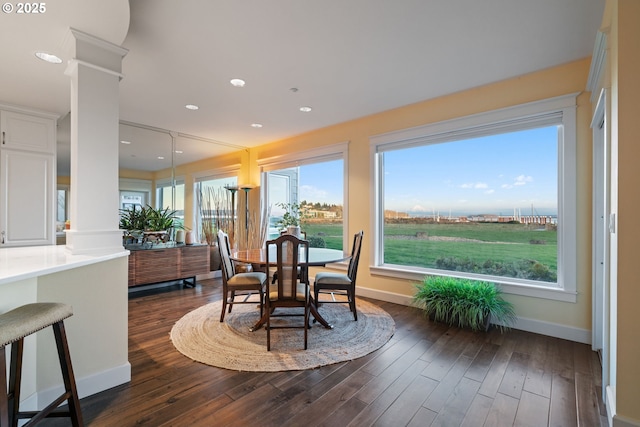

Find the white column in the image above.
[{"left": 64, "top": 28, "right": 128, "bottom": 254}]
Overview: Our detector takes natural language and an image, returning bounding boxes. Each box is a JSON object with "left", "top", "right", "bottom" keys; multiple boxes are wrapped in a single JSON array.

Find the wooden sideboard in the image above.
[{"left": 127, "top": 244, "right": 210, "bottom": 287}]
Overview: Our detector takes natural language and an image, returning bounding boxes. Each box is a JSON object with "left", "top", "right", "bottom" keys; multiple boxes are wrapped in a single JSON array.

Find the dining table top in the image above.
[{"left": 230, "top": 247, "right": 350, "bottom": 266}]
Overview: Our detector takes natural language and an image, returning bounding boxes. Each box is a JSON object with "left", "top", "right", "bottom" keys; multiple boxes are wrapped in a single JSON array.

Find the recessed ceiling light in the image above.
[
  {"left": 299, "top": 106, "right": 312, "bottom": 112},
  {"left": 120, "top": 140, "right": 132, "bottom": 145},
  {"left": 250, "top": 123, "right": 263, "bottom": 128},
  {"left": 230, "top": 78, "right": 246, "bottom": 87},
  {"left": 157, "top": 156, "right": 165, "bottom": 160},
  {"left": 35, "top": 52, "right": 62, "bottom": 64},
  {"left": 185, "top": 104, "right": 199, "bottom": 110},
  {"left": 175, "top": 150, "right": 183, "bottom": 154}
]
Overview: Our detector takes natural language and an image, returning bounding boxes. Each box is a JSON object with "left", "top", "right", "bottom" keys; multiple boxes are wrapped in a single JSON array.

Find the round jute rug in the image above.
[{"left": 170, "top": 299, "right": 395, "bottom": 372}]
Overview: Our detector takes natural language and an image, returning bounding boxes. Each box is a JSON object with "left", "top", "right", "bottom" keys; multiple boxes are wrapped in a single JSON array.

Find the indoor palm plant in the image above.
[{"left": 413, "top": 276, "right": 516, "bottom": 332}]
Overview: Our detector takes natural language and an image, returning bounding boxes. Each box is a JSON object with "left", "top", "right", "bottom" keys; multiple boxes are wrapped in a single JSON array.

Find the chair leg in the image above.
[
  {"left": 350, "top": 291, "right": 358, "bottom": 321},
  {"left": 228, "top": 291, "right": 235, "bottom": 313},
  {"left": 53, "top": 321, "right": 83, "bottom": 427},
  {"left": 304, "top": 304, "right": 309, "bottom": 350},
  {"left": 220, "top": 290, "right": 228, "bottom": 322},
  {"left": 266, "top": 310, "right": 271, "bottom": 352},
  {"left": 259, "top": 289, "right": 264, "bottom": 318}
]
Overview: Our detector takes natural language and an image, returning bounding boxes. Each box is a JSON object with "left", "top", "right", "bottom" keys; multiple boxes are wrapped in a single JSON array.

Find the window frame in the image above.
[
  {"left": 258, "top": 142, "right": 350, "bottom": 252},
  {"left": 155, "top": 176, "right": 185, "bottom": 210},
  {"left": 370, "top": 94, "right": 578, "bottom": 302}
]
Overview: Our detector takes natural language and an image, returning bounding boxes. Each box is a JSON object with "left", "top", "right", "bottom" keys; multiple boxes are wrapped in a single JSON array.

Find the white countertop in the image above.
[{"left": 0, "top": 245, "right": 129, "bottom": 285}]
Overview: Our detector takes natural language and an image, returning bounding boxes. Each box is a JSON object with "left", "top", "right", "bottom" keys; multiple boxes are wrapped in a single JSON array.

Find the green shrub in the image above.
[
  {"left": 435, "top": 256, "right": 557, "bottom": 282},
  {"left": 413, "top": 276, "right": 516, "bottom": 332},
  {"left": 307, "top": 236, "right": 326, "bottom": 248}
]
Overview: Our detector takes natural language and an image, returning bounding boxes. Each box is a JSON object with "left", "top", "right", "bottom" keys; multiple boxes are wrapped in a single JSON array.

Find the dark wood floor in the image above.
[{"left": 43, "top": 278, "right": 606, "bottom": 426}]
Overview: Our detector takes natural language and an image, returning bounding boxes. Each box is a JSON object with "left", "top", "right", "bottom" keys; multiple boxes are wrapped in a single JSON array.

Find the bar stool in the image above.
[{"left": 0, "top": 303, "right": 83, "bottom": 427}]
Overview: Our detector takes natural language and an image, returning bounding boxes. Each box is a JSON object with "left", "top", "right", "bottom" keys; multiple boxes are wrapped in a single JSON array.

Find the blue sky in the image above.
[
  {"left": 383, "top": 126, "right": 558, "bottom": 216},
  {"left": 298, "top": 159, "right": 344, "bottom": 205},
  {"left": 296, "top": 126, "right": 558, "bottom": 216}
]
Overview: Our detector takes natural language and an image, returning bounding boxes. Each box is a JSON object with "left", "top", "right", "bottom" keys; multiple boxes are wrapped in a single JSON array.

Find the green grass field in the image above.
[{"left": 304, "top": 221, "right": 557, "bottom": 278}]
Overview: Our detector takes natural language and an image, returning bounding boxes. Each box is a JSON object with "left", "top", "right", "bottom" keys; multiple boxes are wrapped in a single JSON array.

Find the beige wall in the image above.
[{"left": 609, "top": 0, "right": 640, "bottom": 423}]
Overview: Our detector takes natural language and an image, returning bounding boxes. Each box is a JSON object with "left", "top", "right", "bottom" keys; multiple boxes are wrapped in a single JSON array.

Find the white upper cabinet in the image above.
[
  {"left": 0, "top": 107, "right": 57, "bottom": 247},
  {"left": 1, "top": 110, "right": 55, "bottom": 153}
]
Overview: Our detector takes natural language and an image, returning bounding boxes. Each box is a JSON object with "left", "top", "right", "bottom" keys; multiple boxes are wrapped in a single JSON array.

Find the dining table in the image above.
[{"left": 230, "top": 246, "right": 351, "bottom": 330}]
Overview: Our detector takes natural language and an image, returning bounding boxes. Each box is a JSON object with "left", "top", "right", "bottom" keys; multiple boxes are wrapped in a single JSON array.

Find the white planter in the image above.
[{"left": 286, "top": 225, "right": 301, "bottom": 237}]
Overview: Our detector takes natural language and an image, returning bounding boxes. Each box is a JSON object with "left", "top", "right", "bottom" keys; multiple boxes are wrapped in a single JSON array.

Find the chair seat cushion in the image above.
[
  {"left": 269, "top": 282, "right": 308, "bottom": 301},
  {"left": 0, "top": 303, "right": 73, "bottom": 346},
  {"left": 315, "top": 272, "right": 351, "bottom": 286},
  {"left": 228, "top": 272, "right": 266, "bottom": 286}
]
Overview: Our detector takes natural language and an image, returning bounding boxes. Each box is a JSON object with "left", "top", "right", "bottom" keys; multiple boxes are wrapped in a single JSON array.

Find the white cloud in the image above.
[
  {"left": 461, "top": 182, "right": 488, "bottom": 189},
  {"left": 514, "top": 175, "right": 533, "bottom": 185},
  {"left": 485, "top": 189, "right": 495, "bottom": 194},
  {"left": 300, "top": 185, "right": 328, "bottom": 200}
]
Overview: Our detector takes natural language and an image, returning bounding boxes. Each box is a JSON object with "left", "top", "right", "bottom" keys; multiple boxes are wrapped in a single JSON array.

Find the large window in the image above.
[
  {"left": 371, "top": 95, "right": 577, "bottom": 301},
  {"left": 260, "top": 144, "right": 348, "bottom": 251}
]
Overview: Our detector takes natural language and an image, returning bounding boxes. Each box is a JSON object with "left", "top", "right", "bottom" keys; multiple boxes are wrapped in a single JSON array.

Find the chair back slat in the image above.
[
  {"left": 347, "top": 231, "right": 364, "bottom": 281},
  {"left": 217, "top": 230, "right": 235, "bottom": 282},
  {"left": 267, "top": 234, "right": 309, "bottom": 300}
]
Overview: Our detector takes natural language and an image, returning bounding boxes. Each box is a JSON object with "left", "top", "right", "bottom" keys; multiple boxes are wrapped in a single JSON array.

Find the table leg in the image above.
[
  {"left": 309, "top": 296, "right": 333, "bottom": 329},
  {"left": 249, "top": 311, "right": 268, "bottom": 332}
]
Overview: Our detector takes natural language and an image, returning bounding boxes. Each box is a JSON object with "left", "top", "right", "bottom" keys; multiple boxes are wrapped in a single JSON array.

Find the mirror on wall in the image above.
[{"left": 56, "top": 116, "right": 244, "bottom": 177}]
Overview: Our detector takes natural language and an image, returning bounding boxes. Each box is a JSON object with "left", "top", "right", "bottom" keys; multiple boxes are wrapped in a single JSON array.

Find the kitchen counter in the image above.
[
  {"left": 0, "top": 245, "right": 131, "bottom": 409},
  {"left": 0, "top": 244, "right": 128, "bottom": 285}
]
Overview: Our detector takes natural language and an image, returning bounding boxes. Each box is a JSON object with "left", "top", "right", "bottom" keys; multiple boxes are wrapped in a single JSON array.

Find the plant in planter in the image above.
[
  {"left": 197, "top": 187, "right": 236, "bottom": 270},
  {"left": 119, "top": 205, "right": 182, "bottom": 245},
  {"left": 413, "top": 276, "right": 516, "bottom": 332},
  {"left": 275, "top": 202, "right": 306, "bottom": 236}
]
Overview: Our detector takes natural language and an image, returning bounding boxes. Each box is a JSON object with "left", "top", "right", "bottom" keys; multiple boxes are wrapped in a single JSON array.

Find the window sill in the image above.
[{"left": 370, "top": 265, "right": 577, "bottom": 303}]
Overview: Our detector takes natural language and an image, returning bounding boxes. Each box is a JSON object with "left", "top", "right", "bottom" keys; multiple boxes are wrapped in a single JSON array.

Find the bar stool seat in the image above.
[{"left": 1, "top": 303, "right": 83, "bottom": 426}]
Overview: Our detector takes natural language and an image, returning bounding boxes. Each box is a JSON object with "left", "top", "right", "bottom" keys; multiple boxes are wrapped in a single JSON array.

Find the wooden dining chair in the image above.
[
  {"left": 265, "top": 234, "right": 311, "bottom": 351},
  {"left": 314, "top": 230, "right": 364, "bottom": 321},
  {"left": 271, "top": 230, "right": 307, "bottom": 283},
  {"left": 217, "top": 230, "right": 267, "bottom": 322}
]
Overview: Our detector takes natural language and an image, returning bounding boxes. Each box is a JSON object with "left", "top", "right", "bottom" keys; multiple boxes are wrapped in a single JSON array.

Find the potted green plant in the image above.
[
  {"left": 275, "top": 202, "right": 304, "bottom": 236},
  {"left": 413, "top": 276, "right": 516, "bottom": 332},
  {"left": 119, "top": 205, "right": 182, "bottom": 245}
]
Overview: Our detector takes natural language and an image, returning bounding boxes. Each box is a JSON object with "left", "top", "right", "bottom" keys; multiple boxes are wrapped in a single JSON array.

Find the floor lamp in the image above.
[{"left": 240, "top": 185, "right": 254, "bottom": 249}]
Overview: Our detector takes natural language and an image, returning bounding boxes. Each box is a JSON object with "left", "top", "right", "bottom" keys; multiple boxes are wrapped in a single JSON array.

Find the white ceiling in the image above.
[{"left": 0, "top": 0, "right": 604, "bottom": 174}]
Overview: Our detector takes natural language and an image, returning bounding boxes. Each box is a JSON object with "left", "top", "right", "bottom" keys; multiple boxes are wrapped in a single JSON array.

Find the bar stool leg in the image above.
[
  {"left": 8, "top": 339, "right": 23, "bottom": 427},
  {"left": 52, "top": 321, "right": 83, "bottom": 427},
  {"left": 1, "top": 345, "right": 8, "bottom": 427}
]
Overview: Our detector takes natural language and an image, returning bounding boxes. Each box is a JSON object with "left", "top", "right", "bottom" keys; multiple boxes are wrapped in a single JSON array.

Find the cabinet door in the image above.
[
  {"left": 180, "top": 245, "right": 210, "bottom": 277},
  {"left": 133, "top": 249, "right": 179, "bottom": 286},
  {"left": 0, "top": 150, "right": 55, "bottom": 246},
  {"left": 1, "top": 110, "right": 55, "bottom": 153}
]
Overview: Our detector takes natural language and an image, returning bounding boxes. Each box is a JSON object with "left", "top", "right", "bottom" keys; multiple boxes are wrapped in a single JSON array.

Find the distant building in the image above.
[
  {"left": 308, "top": 209, "right": 337, "bottom": 219},
  {"left": 384, "top": 210, "right": 410, "bottom": 219}
]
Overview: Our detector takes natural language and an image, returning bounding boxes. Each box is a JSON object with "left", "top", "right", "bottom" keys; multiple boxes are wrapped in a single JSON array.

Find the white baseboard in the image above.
[
  {"left": 609, "top": 386, "right": 640, "bottom": 427},
  {"left": 31, "top": 362, "right": 131, "bottom": 409},
  {"left": 614, "top": 415, "right": 640, "bottom": 427},
  {"left": 357, "top": 286, "right": 592, "bottom": 344}
]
